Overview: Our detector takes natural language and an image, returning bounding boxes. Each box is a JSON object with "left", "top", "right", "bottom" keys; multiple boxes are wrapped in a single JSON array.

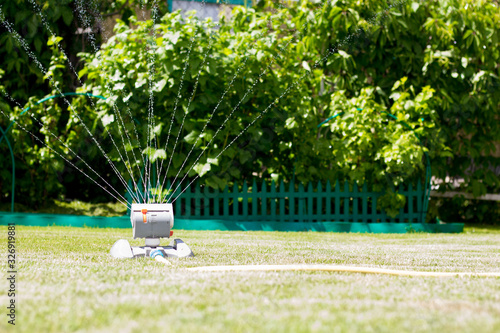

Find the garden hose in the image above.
[
  {"left": 183, "top": 264, "right": 500, "bottom": 277},
  {"left": 150, "top": 249, "right": 172, "bottom": 265}
]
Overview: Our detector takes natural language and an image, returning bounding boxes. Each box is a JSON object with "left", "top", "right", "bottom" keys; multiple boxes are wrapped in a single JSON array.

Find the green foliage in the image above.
[
  {"left": 429, "top": 198, "right": 500, "bottom": 225},
  {"left": 286, "top": 0, "right": 500, "bottom": 196},
  {"left": 1, "top": 1, "right": 499, "bottom": 221},
  {"left": 77, "top": 10, "right": 291, "bottom": 194},
  {"left": 0, "top": 0, "right": 170, "bottom": 208}
]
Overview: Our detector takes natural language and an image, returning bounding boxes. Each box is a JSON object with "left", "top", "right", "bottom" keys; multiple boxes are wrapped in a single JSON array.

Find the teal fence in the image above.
[{"left": 167, "top": 179, "right": 428, "bottom": 223}]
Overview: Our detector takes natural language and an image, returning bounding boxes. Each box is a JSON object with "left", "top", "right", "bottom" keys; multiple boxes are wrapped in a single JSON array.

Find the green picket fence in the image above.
[{"left": 167, "top": 179, "right": 427, "bottom": 223}]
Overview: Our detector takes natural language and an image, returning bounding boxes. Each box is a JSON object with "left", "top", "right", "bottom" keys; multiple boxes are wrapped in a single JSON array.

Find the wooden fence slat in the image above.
[
  {"left": 289, "top": 181, "right": 295, "bottom": 222},
  {"left": 352, "top": 183, "right": 359, "bottom": 222},
  {"left": 279, "top": 180, "right": 285, "bottom": 222},
  {"left": 270, "top": 180, "right": 276, "bottom": 220},
  {"left": 251, "top": 179, "right": 258, "bottom": 218},
  {"left": 408, "top": 183, "right": 413, "bottom": 221},
  {"left": 416, "top": 180, "right": 423, "bottom": 222},
  {"left": 316, "top": 182, "right": 322, "bottom": 221},
  {"left": 343, "top": 182, "right": 350, "bottom": 222},
  {"left": 242, "top": 182, "right": 248, "bottom": 217},
  {"left": 298, "top": 183, "right": 304, "bottom": 222},
  {"left": 183, "top": 183, "right": 191, "bottom": 218},
  {"left": 194, "top": 181, "right": 201, "bottom": 217},
  {"left": 326, "top": 181, "right": 332, "bottom": 220},
  {"left": 233, "top": 183, "right": 239, "bottom": 217},
  {"left": 223, "top": 185, "right": 229, "bottom": 217},
  {"left": 261, "top": 181, "right": 267, "bottom": 218},
  {"left": 203, "top": 185, "right": 210, "bottom": 217},
  {"left": 397, "top": 184, "right": 404, "bottom": 222},
  {"left": 362, "top": 183, "right": 368, "bottom": 222},
  {"left": 213, "top": 186, "right": 220, "bottom": 218}
]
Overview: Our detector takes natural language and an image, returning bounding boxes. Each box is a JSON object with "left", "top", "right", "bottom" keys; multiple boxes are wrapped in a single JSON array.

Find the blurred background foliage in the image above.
[{"left": 0, "top": 0, "right": 498, "bottom": 222}]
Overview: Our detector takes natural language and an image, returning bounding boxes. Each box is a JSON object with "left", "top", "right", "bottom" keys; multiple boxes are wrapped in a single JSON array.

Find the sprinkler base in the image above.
[{"left": 110, "top": 238, "right": 194, "bottom": 259}]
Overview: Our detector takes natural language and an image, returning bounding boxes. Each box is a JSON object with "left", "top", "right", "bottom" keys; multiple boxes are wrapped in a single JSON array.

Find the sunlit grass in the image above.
[{"left": 0, "top": 226, "right": 499, "bottom": 332}]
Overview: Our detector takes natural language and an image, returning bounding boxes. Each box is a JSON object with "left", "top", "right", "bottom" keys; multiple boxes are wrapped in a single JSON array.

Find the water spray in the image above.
[{"left": 110, "top": 203, "right": 194, "bottom": 260}]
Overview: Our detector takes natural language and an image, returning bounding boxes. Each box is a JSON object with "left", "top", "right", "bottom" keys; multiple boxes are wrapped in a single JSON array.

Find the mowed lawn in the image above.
[{"left": 1, "top": 225, "right": 499, "bottom": 332}]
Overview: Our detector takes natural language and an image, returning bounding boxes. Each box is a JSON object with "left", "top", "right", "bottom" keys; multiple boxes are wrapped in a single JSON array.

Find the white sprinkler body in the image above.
[
  {"left": 111, "top": 203, "right": 194, "bottom": 259},
  {"left": 130, "top": 203, "right": 174, "bottom": 240}
]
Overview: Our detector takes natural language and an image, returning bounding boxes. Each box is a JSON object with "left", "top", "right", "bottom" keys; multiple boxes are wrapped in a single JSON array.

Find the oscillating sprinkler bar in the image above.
[
  {"left": 130, "top": 203, "right": 174, "bottom": 246},
  {"left": 110, "top": 203, "right": 194, "bottom": 260}
]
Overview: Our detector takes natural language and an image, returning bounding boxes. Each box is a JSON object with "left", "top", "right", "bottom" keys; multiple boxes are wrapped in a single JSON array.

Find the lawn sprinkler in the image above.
[{"left": 110, "top": 203, "right": 194, "bottom": 260}]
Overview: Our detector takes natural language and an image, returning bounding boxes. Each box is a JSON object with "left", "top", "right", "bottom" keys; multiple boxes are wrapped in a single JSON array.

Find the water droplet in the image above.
[{"left": 483, "top": 45, "right": 486, "bottom": 49}]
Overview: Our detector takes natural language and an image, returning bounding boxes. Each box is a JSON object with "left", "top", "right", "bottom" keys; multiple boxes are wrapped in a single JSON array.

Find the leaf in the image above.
[
  {"left": 154, "top": 78, "right": 167, "bottom": 92},
  {"left": 101, "top": 114, "right": 115, "bottom": 127},
  {"left": 113, "top": 82, "right": 126, "bottom": 91},
  {"left": 302, "top": 61, "right": 311, "bottom": 72},
  {"left": 184, "top": 131, "right": 200, "bottom": 145},
  {"left": 239, "top": 150, "right": 252, "bottom": 164},
  {"left": 134, "top": 77, "right": 147, "bottom": 88},
  {"left": 194, "top": 163, "right": 211, "bottom": 177},
  {"left": 207, "top": 157, "right": 219, "bottom": 166},
  {"left": 61, "top": 6, "right": 73, "bottom": 26},
  {"left": 461, "top": 57, "right": 468, "bottom": 68},
  {"left": 152, "top": 149, "right": 166, "bottom": 162},
  {"left": 338, "top": 50, "right": 350, "bottom": 58},
  {"left": 47, "top": 36, "right": 63, "bottom": 46},
  {"left": 205, "top": 175, "right": 226, "bottom": 190},
  {"left": 462, "top": 30, "right": 473, "bottom": 40}
]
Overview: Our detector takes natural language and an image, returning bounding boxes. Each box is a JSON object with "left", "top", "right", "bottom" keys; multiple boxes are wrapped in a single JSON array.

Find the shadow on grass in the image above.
[
  {"left": 0, "top": 200, "right": 127, "bottom": 217},
  {"left": 464, "top": 224, "right": 500, "bottom": 234}
]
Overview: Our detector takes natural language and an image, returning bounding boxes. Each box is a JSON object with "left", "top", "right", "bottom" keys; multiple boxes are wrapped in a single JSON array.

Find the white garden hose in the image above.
[{"left": 185, "top": 264, "right": 500, "bottom": 277}]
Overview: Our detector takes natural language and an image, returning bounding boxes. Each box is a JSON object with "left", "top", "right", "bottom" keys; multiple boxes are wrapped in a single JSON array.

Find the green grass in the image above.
[{"left": 1, "top": 226, "right": 499, "bottom": 332}]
